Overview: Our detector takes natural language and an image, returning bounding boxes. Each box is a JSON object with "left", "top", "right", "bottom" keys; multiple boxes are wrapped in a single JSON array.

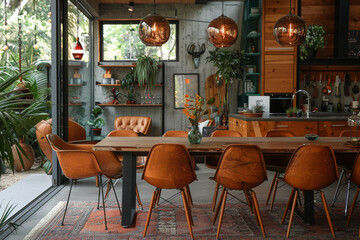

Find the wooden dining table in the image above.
[{"left": 93, "top": 136, "right": 359, "bottom": 227}]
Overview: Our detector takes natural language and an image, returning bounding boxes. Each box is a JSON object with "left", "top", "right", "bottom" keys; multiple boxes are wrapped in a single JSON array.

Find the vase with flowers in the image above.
[{"left": 183, "top": 94, "right": 215, "bottom": 144}]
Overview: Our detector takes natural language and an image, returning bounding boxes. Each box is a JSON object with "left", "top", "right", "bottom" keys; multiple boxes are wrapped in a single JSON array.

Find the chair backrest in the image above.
[
  {"left": 35, "top": 119, "right": 86, "bottom": 163},
  {"left": 214, "top": 144, "right": 267, "bottom": 190},
  {"left": 142, "top": 144, "right": 197, "bottom": 189},
  {"left": 211, "top": 130, "right": 242, "bottom": 137},
  {"left": 340, "top": 130, "right": 360, "bottom": 137},
  {"left": 265, "top": 129, "right": 295, "bottom": 137},
  {"left": 162, "top": 130, "right": 188, "bottom": 137},
  {"left": 114, "top": 116, "right": 152, "bottom": 136},
  {"left": 284, "top": 145, "right": 338, "bottom": 190},
  {"left": 350, "top": 153, "right": 360, "bottom": 185},
  {"left": 46, "top": 133, "right": 102, "bottom": 179},
  {"left": 108, "top": 129, "right": 139, "bottom": 137}
]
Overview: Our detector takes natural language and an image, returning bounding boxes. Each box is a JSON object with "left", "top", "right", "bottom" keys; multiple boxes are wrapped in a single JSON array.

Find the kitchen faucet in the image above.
[{"left": 292, "top": 90, "right": 311, "bottom": 118}]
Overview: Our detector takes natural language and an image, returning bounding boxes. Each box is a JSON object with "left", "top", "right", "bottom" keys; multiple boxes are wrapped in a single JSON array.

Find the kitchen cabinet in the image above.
[{"left": 318, "top": 121, "right": 351, "bottom": 137}]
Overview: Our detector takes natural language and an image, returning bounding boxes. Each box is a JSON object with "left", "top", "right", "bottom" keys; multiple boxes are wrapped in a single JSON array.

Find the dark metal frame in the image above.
[
  {"left": 173, "top": 73, "right": 199, "bottom": 109},
  {"left": 99, "top": 20, "right": 179, "bottom": 62}
]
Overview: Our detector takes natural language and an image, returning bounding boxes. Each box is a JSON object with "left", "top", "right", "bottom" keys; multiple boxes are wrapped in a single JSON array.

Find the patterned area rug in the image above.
[{"left": 25, "top": 201, "right": 360, "bottom": 239}]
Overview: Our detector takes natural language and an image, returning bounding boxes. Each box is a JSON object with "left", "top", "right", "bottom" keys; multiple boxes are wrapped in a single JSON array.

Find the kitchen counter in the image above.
[{"left": 228, "top": 113, "right": 351, "bottom": 121}]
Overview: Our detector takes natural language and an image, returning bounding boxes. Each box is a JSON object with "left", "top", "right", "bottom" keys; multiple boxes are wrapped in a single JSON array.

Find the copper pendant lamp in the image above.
[
  {"left": 207, "top": 0, "right": 238, "bottom": 48},
  {"left": 273, "top": 0, "right": 306, "bottom": 46},
  {"left": 139, "top": 0, "right": 170, "bottom": 46}
]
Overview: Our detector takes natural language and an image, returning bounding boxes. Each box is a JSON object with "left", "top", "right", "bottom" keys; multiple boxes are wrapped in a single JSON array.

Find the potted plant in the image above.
[
  {"left": 286, "top": 107, "right": 292, "bottom": 117},
  {"left": 299, "top": 24, "right": 326, "bottom": 60},
  {"left": 87, "top": 107, "right": 105, "bottom": 136},
  {"left": 134, "top": 55, "right": 159, "bottom": 94},
  {"left": 121, "top": 69, "right": 137, "bottom": 104}
]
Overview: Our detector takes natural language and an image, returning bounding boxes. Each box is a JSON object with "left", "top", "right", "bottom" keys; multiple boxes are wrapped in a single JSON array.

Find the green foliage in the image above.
[
  {"left": 286, "top": 107, "right": 299, "bottom": 114},
  {"left": 121, "top": 70, "right": 137, "bottom": 101},
  {"left": 206, "top": 49, "right": 244, "bottom": 84},
  {"left": 0, "top": 201, "right": 18, "bottom": 231},
  {"left": 253, "top": 104, "right": 264, "bottom": 113},
  {"left": 87, "top": 107, "right": 105, "bottom": 129},
  {"left": 300, "top": 25, "right": 326, "bottom": 60},
  {"left": 134, "top": 55, "right": 159, "bottom": 94}
]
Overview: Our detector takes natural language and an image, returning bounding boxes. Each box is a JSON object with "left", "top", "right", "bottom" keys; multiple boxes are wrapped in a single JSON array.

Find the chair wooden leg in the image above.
[
  {"left": 181, "top": 189, "right": 194, "bottom": 239},
  {"left": 136, "top": 184, "right": 143, "bottom": 210},
  {"left": 286, "top": 190, "right": 299, "bottom": 238},
  {"left": 266, "top": 172, "right": 278, "bottom": 205},
  {"left": 99, "top": 175, "right": 108, "bottom": 230},
  {"left": 212, "top": 183, "right": 220, "bottom": 212},
  {"left": 244, "top": 190, "right": 253, "bottom": 213},
  {"left": 156, "top": 188, "right": 162, "bottom": 205},
  {"left": 270, "top": 173, "right": 280, "bottom": 212},
  {"left": 62, "top": 179, "right": 74, "bottom": 226},
  {"left": 212, "top": 187, "right": 225, "bottom": 225},
  {"left": 143, "top": 190, "right": 157, "bottom": 237},
  {"left": 183, "top": 188, "right": 194, "bottom": 226},
  {"left": 347, "top": 187, "right": 359, "bottom": 225},
  {"left": 281, "top": 187, "right": 295, "bottom": 224},
  {"left": 96, "top": 176, "right": 99, "bottom": 187},
  {"left": 185, "top": 185, "right": 194, "bottom": 206},
  {"left": 216, "top": 188, "right": 228, "bottom": 240},
  {"left": 252, "top": 191, "right": 266, "bottom": 237},
  {"left": 110, "top": 179, "right": 122, "bottom": 216},
  {"left": 320, "top": 191, "right": 335, "bottom": 238},
  {"left": 249, "top": 192, "right": 260, "bottom": 226}
]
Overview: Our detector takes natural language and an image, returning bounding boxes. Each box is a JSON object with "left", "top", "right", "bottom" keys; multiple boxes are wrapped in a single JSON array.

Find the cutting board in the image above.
[{"left": 205, "top": 74, "right": 226, "bottom": 110}]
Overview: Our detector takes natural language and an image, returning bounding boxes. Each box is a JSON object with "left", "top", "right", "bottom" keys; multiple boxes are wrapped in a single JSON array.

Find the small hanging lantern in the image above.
[
  {"left": 139, "top": 0, "right": 170, "bottom": 46},
  {"left": 72, "top": 9, "right": 84, "bottom": 60},
  {"left": 207, "top": 0, "right": 238, "bottom": 48},
  {"left": 273, "top": 0, "right": 306, "bottom": 46}
]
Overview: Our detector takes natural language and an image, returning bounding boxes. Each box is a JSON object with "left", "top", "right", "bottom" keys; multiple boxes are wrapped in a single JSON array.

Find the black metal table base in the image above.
[
  {"left": 122, "top": 152, "right": 137, "bottom": 227},
  {"left": 295, "top": 190, "right": 314, "bottom": 225}
]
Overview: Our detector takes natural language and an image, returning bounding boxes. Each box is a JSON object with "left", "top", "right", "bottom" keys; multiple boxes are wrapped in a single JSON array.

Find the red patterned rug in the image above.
[{"left": 25, "top": 201, "right": 359, "bottom": 239}]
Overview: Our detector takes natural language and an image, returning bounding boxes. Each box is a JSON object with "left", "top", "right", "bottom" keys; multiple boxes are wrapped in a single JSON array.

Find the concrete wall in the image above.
[{"left": 94, "top": 1, "right": 243, "bottom": 135}]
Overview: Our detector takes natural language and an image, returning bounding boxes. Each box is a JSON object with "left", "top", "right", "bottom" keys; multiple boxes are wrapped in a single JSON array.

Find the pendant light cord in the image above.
[
  {"left": 76, "top": 8, "right": 80, "bottom": 38},
  {"left": 4, "top": 0, "right": 7, "bottom": 46},
  {"left": 18, "top": 0, "right": 22, "bottom": 81},
  {"left": 153, "top": 0, "right": 156, "bottom": 14},
  {"left": 289, "top": 0, "right": 292, "bottom": 15},
  {"left": 221, "top": 0, "right": 224, "bottom": 16}
]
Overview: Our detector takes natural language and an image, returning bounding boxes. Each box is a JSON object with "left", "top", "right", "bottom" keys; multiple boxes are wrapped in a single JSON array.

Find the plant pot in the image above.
[
  {"left": 291, "top": 113, "right": 296, "bottom": 117},
  {"left": 287, "top": 113, "right": 292, "bottom": 117},
  {"left": 92, "top": 128, "right": 102, "bottom": 136},
  {"left": 12, "top": 142, "right": 35, "bottom": 171}
]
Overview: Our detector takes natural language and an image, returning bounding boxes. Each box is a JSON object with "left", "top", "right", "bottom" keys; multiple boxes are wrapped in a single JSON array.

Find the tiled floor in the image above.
[{"left": 5, "top": 164, "right": 354, "bottom": 239}]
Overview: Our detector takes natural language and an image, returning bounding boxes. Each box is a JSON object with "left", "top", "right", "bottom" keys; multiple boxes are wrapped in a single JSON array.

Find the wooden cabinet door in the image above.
[
  {"left": 264, "top": 54, "right": 296, "bottom": 93},
  {"left": 263, "top": 0, "right": 297, "bottom": 53},
  {"left": 267, "top": 121, "right": 318, "bottom": 136},
  {"left": 318, "top": 121, "right": 350, "bottom": 137}
]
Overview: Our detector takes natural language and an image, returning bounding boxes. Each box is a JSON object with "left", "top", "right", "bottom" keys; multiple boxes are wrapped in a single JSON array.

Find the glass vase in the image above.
[{"left": 188, "top": 125, "right": 202, "bottom": 144}]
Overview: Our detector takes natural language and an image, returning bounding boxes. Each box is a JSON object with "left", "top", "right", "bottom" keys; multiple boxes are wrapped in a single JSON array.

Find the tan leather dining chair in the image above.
[
  {"left": 281, "top": 145, "right": 338, "bottom": 238},
  {"left": 205, "top": 130, "right": 242, "bottom": 211},
  {"left": 142, "top": 144, "right": 197, "bottom": 239},
  {"left": 107, "top": 129, "right": 143, "bottom": 208},
  {"left": 212, "top": 144, "right": 267, "bottom": 238},
  {"left": 265, "top": 129, "right": 295, "bottom": 211},
  {"left": 114, "top": 116, "right": 152, "bottom": 136},
  {"left": 346, "top": 152, "right": 360, "bottom": 237},
  {"left": 46, "top": 133, "right": 122, "bottom": 230}
]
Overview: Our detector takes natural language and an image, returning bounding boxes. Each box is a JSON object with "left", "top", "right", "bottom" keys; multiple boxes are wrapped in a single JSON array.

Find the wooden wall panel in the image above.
[
  {"left": 349, "top": 0, "right": 360, "bottom": 30},
  {"left": 301, "top": 0, "right": 335, "bottom": 59}
]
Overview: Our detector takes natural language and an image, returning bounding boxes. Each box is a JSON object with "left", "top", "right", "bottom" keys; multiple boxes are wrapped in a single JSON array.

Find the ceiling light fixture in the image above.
[
  {"left": 207, "top": 0, "right": 238, "bottom": 48},
  {"left": 128, "top": 1, "right": 134, "bottom": 12},
  {"left": 273, "top": 0, "right": 306, "bottom": 46},
  {"left": 139, "top": 0, "right": 170, "bottom": 47}
]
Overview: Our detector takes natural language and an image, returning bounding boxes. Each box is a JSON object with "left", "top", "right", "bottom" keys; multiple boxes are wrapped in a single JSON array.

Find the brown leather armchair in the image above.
[
  {"left": 114, "top": 116, "right": 152, "bottom": 136},
  {"left": 35, "top": 119, "right": 86, "bottom": 164},
  {"left": 46, "top": 133, "right": 122, "bottom": 230}
]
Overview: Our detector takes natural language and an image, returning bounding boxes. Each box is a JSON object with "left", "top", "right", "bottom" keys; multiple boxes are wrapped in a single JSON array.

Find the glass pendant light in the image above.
[
  {"left": 273, "top": 0, "right": 306, "bottom": 46},
  {"left": 72, "top": 9, "right": 84, "bottom": 60},
  {"left": 139, "top": 0, "right": 170, "bottom": 46},
  {"left": 207, "top": 0, "right": 238, "bottom": 48}
]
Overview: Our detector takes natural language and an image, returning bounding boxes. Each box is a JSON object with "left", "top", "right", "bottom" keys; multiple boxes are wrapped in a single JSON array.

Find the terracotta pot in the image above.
[
  {"left": 291, "top": 113, "right": 296, "bottom": 117},
  {"left": 92, "top": 128, "right": 102, "bottom": 136},
  {"left": 287, "top": 113, "right": 292, "bottom": 117},
  {"left": 12, "top": 142, "right": 35, "bottom": 171}
]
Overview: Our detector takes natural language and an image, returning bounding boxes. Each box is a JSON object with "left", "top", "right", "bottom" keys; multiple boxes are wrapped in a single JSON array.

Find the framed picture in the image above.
[{"left": 174, "top": 74, "right": 199, "bottom": 109}]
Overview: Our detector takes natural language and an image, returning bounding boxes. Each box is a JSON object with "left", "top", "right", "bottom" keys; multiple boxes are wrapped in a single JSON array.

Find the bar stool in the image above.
[
  {"left": 265, "top": 129, "right": 295, "bottom": 211},
  {"left": 205, "top": 130, "right": 242, "bottom": 211},
  {"left": 212, "top": 144, "right": 267, "bottom": 238},
  {"left": 346, "top": 152, "right": 360, "bottom": 237},
  {"left": 142, "top": 144, "right": 197, "bottom": 239},
  {"left": 281, "top": 145, "right": 338, "bottom": 238}
]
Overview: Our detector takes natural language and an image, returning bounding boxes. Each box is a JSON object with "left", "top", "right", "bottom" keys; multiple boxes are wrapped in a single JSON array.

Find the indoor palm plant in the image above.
[
  {"left": 134, "top": 54, "right": 159, "bottom": 94},
  {"left": 299, "top": 24, "right": 326, "bottom": 60},
  {"left": 121, "top": 69, "right": 137, "bottom": 104}
]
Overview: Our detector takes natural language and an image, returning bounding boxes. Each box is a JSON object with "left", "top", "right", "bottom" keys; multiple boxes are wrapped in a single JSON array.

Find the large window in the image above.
[{"left": 99, "top": 20, "right": 178, "bottom": 62}]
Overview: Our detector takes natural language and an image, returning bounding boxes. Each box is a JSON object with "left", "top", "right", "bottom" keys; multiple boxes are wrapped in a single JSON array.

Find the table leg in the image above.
[
  {"left": 295, "top": 190, "right": 314, "bottom": 225},
  {"left": 122, "top": 152, "right": 136, "bottom": 227}
]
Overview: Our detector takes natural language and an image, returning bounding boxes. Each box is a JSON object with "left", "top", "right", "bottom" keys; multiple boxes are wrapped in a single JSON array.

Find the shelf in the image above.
[
  {"left": 69, "top": 103, "right": 82, "bottom": 106},
  {"left": 98, "top": 104, "right": 163, "bottom": 107},
  {"left": 98, "top": 62, "right": 163, "bottom": 68},
  {"left": 245, "top": 52, "right": 261, "bottom": 56},
  {"left": 96, "top": 84, "right": 163, "bottom": 87},
  {"left": 246, "top": 32, "right": 261, "bottom": 39},
  {"left": 69, "top": 84, "right": 84, "bottom": 87},
  {"left": 247, "top": 13, "right": 261, "bottom": 20}
]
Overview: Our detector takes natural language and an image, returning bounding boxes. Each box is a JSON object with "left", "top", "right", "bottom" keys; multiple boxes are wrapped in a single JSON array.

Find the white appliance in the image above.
[{"left": 248, "top": 96, "right": 270, "bottom": 117}]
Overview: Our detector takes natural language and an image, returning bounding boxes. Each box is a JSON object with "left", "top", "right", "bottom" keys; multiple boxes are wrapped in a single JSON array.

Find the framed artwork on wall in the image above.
[{"left": 174, "top": 74, "right": 199, "bottom": 109}]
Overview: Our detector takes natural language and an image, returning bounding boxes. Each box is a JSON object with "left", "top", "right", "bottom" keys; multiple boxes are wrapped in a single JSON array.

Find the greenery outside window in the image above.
[{"left": 99, "top": 20, "right": 179, "bottom": 62}]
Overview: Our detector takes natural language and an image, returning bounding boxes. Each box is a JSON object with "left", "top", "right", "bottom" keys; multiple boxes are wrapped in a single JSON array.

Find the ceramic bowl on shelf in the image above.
[
  {"left": 305, "top": 133, "right": 318, "bottom": 141},
  {"left": 102, "top": 78, "right": 112, "bottom": 84}
]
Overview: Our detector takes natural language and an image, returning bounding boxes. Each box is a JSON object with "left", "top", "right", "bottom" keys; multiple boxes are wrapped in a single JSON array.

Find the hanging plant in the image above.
[{"left": 134, "top": 54, "right": 159, "bottom": 94}]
